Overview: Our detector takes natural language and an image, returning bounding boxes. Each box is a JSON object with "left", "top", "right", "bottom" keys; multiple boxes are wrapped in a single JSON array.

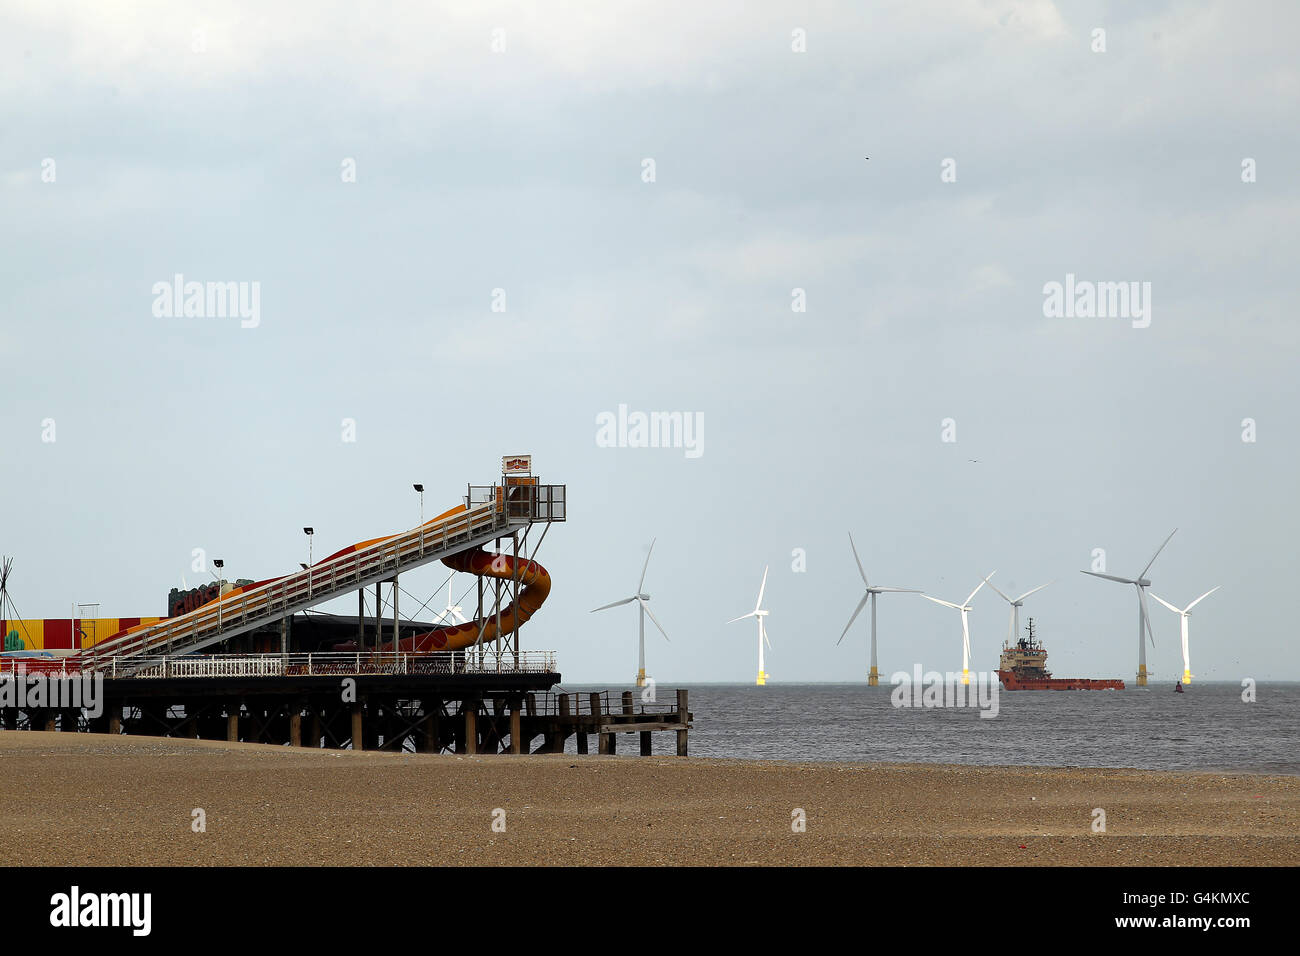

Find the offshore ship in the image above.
[{"left": 995, "top": 618, "right": 1125, "bottom": 690}]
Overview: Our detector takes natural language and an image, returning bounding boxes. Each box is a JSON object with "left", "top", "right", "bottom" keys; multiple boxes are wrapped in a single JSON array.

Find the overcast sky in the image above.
[{"left": 2, "top": 1, "right": 1297, "bottom": 683}]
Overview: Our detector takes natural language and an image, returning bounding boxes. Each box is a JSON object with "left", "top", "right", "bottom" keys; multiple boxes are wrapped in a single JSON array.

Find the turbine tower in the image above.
[
  {"left": 590, "top": 538, "right": 670, "bottom": 687},
  {"left": 432, "top": 577, "right": 468, "bottom": 625},
  {"left": 1150, "top": 586, "right": 1219, "bottom": 686},
  {"left": 836, "top": 533, "right": 919, "bottom": 686},
  {"left": 728, "top": 566, "right": 771, "bottom": 686},
  {"left": 982, "top": 576, "right": 1053, "bottom": 645},
  {"left": 1080, "top": 528, "right": 1176, "bottom": 687},
  {"left": 922, "top": 574, "right": 994, "bottom": 685}
]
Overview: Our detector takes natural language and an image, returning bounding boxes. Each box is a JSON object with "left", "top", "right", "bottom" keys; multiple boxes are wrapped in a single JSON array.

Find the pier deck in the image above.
[{"left": 1, "top": 652, "right": 692, "bottom": 756}]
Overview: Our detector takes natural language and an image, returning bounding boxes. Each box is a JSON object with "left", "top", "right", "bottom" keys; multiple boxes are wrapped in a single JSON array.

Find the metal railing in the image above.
[
  {"left": 81, "top": 500, "right": 512, "bottom": 663},
  {"left": 88, "top": 650, "right": 559, "bottom": 680},
  {"left": 525, "top": 689, "right": 685, "bottom": 718},
  {"left": 0, "top": 658, "right": 81, "bottom": 679}
]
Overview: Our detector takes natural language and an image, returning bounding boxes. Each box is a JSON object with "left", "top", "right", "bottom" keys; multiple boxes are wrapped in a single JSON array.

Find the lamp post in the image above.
[
  {"left": 303, "top": 528, "right": 314, "bottom": 595},
  {"left": 413, "top": 484, "right": 424, "bottom": 553},
  {"left": 213, "top": 559, "right": 224, "bottom": 630}
]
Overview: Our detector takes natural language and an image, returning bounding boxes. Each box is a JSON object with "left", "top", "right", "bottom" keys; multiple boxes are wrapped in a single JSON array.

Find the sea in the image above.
[{"left": 557, "top": 681, "right": 1300, "bottom": 774}]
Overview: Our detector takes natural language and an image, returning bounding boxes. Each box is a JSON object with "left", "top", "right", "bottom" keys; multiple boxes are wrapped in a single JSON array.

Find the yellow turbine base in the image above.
[
  {"left": 1136, "top": 664, "right": 1148, "bottom": 687},
  {"left": 962, "top": 669, "right": 970, "bottom": 686},
  {"left": 635, "top": 669, "right": 647, "bottom": 688},
  {"left": 1183, "top": 670, "right": 1192, "bottom": 685},
  {"left": 867, "top": 666, "right": 879, "bottom": 687},
  {"left": 756, "top": 671, "right": 767, "bottom": 686}
]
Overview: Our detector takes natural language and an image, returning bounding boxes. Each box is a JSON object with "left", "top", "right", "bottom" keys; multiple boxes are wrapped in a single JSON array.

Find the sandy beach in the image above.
[{"left": 1, "top": 731, "right": 1295, "bottom": 866}]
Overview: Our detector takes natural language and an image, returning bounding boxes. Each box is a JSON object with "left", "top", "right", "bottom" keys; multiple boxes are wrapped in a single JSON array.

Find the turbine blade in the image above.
[
  {"left": 964, "top": 574, "right": 992, "bottom": 607},
  {"left": 982, "top": 575, "right": 1014, "bottom": 604},
  {"left": 874, "top": 586, "right": 921, "bottom": 593},
  {"left": 848, "top": 532, "right": 870, "bottom": 587},
  {"left": 727, "top": 612, "right": 756, "bottom": 624},
  {"left": 1184, "top": 586, "right": 1220, "bottom": 612},
  {"left": 1081, "top": 571, "right": 1137, "bottom": 585},
  {"left": 1139, "top": 528, "right": 1178, "bottom": 579},
  {"left": 922, "top": 595, "right": 961, "bottom": 611},
  {"left": 638, "top": 538, "right": 656, "bottom": 593},
  {"left": 837, "top": 593, "right": 871, "bottom": 645},
  {"left": 1148, "top": 592, "right": 1180, "bottom": 615},
  {"left": 1138, "top": 587, "right": 1156, "bottom": 647},
  {"left": 639, "top": 598, "right": 670, "bottom": 642},
  {"left": 755, "top": 565, "right": 769, "bottom": 610},
  {"left": 1015, "top": 581, "right": 1053, "bottom": 602},
  {"left": 590, "top": 596, "right": 637, "bottom": 613}
]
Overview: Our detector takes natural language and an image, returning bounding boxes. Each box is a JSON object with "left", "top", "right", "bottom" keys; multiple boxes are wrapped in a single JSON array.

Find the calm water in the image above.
[{"left": 557, "top": 681, "right": 1300, "bottom": 774}]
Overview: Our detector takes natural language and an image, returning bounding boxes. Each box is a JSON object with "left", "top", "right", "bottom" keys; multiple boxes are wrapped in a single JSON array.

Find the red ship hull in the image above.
[{"left": 996, "top": 669, "right": 1125, "bottom": 690}]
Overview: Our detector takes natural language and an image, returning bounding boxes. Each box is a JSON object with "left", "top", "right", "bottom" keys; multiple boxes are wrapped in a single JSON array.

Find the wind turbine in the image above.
[
  {"left": 590, "top": 538, "right": 669, "bottom": 687},
  {"left": 836, "top": 533, "right": 920, "bottom": 686},
  {"left": 982, "top": 576, "right": 1053, "bottom": 645},
  {"left": 1080, "top": 528, "right": 1176, "bottom": 687},
  {"left": 1150, "top": 586, "right": 1219, "bottom": 686},
  {"left": 728, "top": 566, "right": 771, "bottom": 685},
  {"left": 922, "top": 574, "right": 994, "bottom": 685},
  {"left": 433, "top": 578, "right": 468, "bottom": 625}
]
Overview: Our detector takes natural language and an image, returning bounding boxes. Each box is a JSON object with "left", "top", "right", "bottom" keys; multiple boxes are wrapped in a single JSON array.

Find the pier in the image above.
[
  {"left": 1, "top": 461, "right": 694, "bottom": 756},
  {"left": 0, "top": 652, "right": 692, "bottom": 756}
]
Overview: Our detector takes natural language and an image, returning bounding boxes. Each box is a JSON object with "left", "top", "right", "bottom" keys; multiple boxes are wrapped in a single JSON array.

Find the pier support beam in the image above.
[
  {"left": 640, "top": 731, "right": 652, "bottom": 756},
  {"left": 227, "top": 710, "right": 239, "bottom": 742},
  {"left": 509, "top": 703, "right": 522, "bottom": 755},
  {"left": 420, "top": 713, "right": 437, "bottom": 754},
  {"left": 351, "top": 702, "right": 364, "bottom": 752},
  {"left": 310, "top": 711, "right": 322, "bottom": 749},
  {"left": 464, "top": 705, "right": 477, "bottom": 755},
  {"left": 289, "top": 708, "right": 302, "bottom": 748},
  {"left": 676, "top": 689, "right": 689, "bottom": 757},
  {"left": 550, "top": 694, "right": 571, "bottom": 753}
]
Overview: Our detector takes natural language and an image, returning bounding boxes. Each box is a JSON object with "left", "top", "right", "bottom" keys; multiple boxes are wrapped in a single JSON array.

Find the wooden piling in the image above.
[
  {"left": 509, "top": 702, "right": 522, "bottom": 755},
  {"left": 465, "top": 704, "right": 477, "bottom": 755},
  {"left": 676, "top": 688, "right": 689, "bottom": 757},
  {"left": 351, "top": 702, "right": 364, "bottom": 752}
]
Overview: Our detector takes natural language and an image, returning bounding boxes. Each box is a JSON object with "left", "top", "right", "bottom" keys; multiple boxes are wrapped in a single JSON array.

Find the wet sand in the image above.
[{"left": 1, "top": 731, "right": 1296, "bottom": 866}]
